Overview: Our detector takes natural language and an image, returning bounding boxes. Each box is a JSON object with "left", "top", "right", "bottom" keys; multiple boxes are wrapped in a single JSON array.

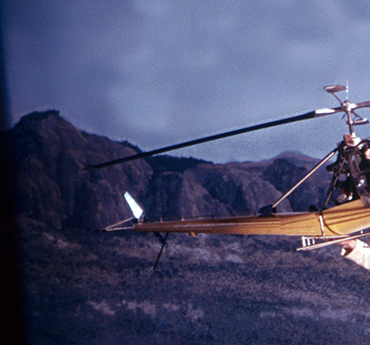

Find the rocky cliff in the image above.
[
  {"left": 11, "top": 111, "right": 151, "bottom": 230},
  {"left": 11, "top": 110, "right": 331, "bottom": 230}
]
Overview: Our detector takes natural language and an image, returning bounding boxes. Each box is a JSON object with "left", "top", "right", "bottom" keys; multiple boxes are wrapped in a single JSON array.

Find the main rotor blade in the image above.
[
  {"left": 85, "top": 108, "right": 334, "bottom": 170},
  {"left": 352, "top": 100, "right": 370, "bottom": 110}
]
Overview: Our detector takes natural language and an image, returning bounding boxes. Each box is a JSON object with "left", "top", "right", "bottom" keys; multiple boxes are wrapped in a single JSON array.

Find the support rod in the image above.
[{"left": 272, "top": 148, "right": 338, "bottom": 209}]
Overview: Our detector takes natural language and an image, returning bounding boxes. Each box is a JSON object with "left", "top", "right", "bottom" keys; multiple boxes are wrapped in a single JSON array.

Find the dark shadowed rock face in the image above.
[
  {"left": 11, "top": 111, "right": 152, "bottom": 230},
  {"left": 11, "top": 110, "right": 332, "bottom": 230}
]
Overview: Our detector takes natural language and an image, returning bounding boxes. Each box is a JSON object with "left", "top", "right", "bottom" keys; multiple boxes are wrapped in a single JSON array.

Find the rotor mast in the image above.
[{"left": 324, "top": 84, "right": 369, "bottom": 136}]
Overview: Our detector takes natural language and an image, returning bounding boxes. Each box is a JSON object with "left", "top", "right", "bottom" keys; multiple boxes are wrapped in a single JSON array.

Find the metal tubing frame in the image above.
[{"left": 272, "top": 148, "right": 338, "bottom": 209}]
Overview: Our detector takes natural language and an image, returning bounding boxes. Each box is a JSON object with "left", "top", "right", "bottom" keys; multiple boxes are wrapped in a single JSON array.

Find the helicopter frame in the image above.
[{"left": 88, "top": 84, "right": 370, "bottom": 269}]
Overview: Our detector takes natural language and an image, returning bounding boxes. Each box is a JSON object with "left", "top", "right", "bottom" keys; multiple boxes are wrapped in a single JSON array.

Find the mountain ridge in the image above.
[{"left": 10, "top": 110, "right": 332, "bottom": 230}]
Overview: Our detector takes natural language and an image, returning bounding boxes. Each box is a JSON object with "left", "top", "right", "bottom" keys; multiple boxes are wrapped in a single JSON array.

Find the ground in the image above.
[{"left": 20, "top": 218, "right": 370, "bottom": 344}]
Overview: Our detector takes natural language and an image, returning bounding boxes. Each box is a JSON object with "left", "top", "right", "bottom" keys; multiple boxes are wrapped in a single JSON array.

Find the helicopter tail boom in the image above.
[{"left": 133, "top": 199, "right": 370, "bottom": 238}]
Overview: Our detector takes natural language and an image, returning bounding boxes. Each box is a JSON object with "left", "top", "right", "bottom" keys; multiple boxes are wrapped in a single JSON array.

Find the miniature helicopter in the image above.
[{"left": 86, "top": 85, "right": 370, "bottom": 269}]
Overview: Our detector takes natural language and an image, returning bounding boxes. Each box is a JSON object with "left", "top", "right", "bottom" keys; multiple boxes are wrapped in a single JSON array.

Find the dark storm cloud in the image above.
[{"left": 3, "top": 0, "right": 370, "bottom": 162}]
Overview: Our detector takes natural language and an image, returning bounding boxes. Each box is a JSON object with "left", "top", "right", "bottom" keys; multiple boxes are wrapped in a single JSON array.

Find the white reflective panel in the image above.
[
  {"left": 315, "top": 108, "right": 336, "bottom": 115},
  {"left": 124, "top": 192, "right": 144, "bottom": 219}
]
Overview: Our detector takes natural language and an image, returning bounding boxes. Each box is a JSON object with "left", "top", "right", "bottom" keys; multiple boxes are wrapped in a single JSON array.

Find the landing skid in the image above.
[{"left": 297, "top": 230, "right": 370, "bottom": 251}]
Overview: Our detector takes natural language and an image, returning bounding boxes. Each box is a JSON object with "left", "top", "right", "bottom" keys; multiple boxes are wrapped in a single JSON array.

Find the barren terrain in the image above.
[{"left": 20, "top": 217, "right": 370, "bottom": 344}]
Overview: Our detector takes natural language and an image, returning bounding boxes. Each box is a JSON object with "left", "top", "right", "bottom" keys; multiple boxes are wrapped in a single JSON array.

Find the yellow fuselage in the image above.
[{"left": 134, "top": 199, "right": 370, "bottom": 238}]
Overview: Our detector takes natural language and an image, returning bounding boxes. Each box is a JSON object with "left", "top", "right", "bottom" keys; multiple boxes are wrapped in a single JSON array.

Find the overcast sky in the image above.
[{"left": 3, "top": 0, "right": 370, "bottom": 163}]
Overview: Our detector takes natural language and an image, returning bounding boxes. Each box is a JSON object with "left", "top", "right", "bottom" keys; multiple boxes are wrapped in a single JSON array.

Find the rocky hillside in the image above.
[
  {"left": 11, "top": 111, "right": 152, "bottom": 230},
  {"left": 11, "top": 110, "right": 331, "bottom": 230},
  {"left": 10, "top": 110, "right": 370, "bottom": 345}
]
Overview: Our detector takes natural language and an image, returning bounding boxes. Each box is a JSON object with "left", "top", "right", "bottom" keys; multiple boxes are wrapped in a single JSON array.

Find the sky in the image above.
[{"left": 3, "top": 0, "right": 370, "bottom": 163}]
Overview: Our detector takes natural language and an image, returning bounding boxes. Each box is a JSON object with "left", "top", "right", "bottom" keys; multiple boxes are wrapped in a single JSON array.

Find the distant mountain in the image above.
[{"left": 10, "top": 110, "right": 332, "bottom": 230}]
